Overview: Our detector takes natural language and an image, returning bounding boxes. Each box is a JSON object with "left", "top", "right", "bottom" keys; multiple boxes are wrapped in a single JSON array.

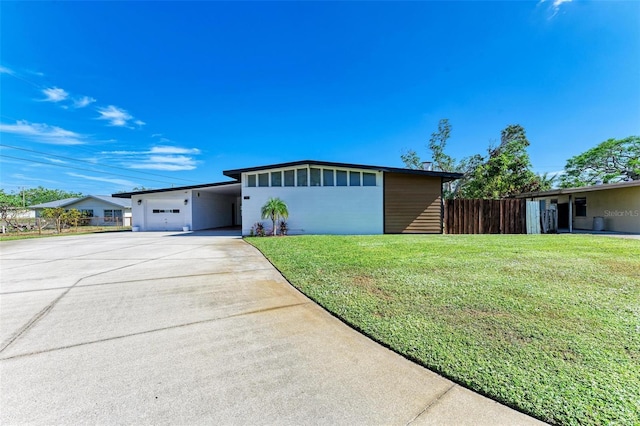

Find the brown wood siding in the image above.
[{"left": 384, "top": 173, "right": 442, "bottom": 234}]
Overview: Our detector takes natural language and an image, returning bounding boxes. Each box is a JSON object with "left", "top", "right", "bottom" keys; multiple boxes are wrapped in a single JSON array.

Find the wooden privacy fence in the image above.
[{"left": 444, "top": 199, "right": 527, "bottom": 234}]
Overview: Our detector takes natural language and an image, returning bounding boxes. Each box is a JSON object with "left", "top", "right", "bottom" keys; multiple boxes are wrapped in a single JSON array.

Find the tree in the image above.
[
  {"left": 23, "top": 187, "right": 83, "bottom": 206},
  {"left": 402, "top": 118, "right": 466, "bottom": 197},
  {"left": 400, "top": 149, "right": 422, "bottom": 170},
  {"left": 428, "top": 119, "right": 456, "bottom": 172},
  {"left": 0, "top": 187, "right": 82, "bottom": 207},
  {"left": 428, "top": 119, "right": 463, "bottom": 196},
  {"left": 115, "top": 186, "right": 151, "bottom": 193},
  {"left": 0, "top": 203, "right": 29, "bottom": 231},
  {"left": 560, "top": 136, "right": 640, "bottom": 187},
  {"left": 400, "top": 119, "right": 456, "bottom": 172},
  {"left": 459, "top": 125, "right": 548, "bottom": 199},
  {"left": 0, "top": 189, "right": 23, "bottom": 208},
  {"left": 401, "top": 120, "right": 548, "bottom": 199},
  {"left": 64, "top": 209, "right": 83, "bottom": 232},
  {"left": 41, "top": 207, "right": 66, "bottom": 233},
  {"left": 261, "top": 197, "right": 289, "bottom": 236}
]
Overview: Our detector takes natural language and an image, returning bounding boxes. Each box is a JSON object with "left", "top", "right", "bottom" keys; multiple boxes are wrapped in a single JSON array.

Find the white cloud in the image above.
[
  {"left": 66, "top": 172, "right": 138, "bottom": 188},
  {"left": 96, "top": 105, "right": 144, "bottom": 128},
  {"left": 0, "top": 65, "right": 14, "bottom": 75},
  {"left": 553, "top": 0, "right": 572, "bottom": 7},
  {"left": 150, "top": 146, "right": 201, "bottom": 155},
  {"left": 73, "top": 96, "right": 96, "bottom": 108},
  {"left": 99, "top": 145, "right": 200, "bottom": 171},
  {"left": 10, "top": 173, "right": 60, "bottom": 185},
  {"left": 0, "top": 120, "right": 86, "bottom": 145},
  {"left": 129, "top": 155, "right": 197, "bottom": 171},
  {"left": 129, "top": 154, "right": 198, "bottom": 171},
  {"left": 44, "top": 157, "right": 68, "bottom": 164},
  {"left": 96, "top": 105, "right": 132, "bottom": 126},
  {"left": 42, "top": 87, "right": 69, "bottom": 102},
  {"left": 539, "top": 0, "right": 573, "bottom": 18}
]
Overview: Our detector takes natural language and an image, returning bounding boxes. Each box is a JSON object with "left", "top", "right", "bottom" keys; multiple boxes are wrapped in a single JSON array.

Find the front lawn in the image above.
[{"left": 248, "top": 234, "right": 640, "bottom": 425}]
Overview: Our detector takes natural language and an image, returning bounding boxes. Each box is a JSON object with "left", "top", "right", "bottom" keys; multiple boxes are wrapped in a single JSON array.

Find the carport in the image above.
[{"left": 114, "top": 181, "right": 241, "bottom": 231}]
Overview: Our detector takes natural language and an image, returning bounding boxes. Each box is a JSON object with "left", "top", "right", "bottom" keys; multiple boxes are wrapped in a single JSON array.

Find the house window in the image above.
[
  {"left": 247, "top": 175, "right": 256, "bottom": 187},
  {"left": 104, "top": 209, "right": 123, "bottom": 223},
  {"left": 575, "top": 197, "right": 587, "bottom": 217},
  {"left": 310, "top": 168, "right": 321, "bottom": 186},
  {"left": 284, "top": 170, "right": 295, "bottom": 187},
  {"left": 336, "top": 170, "right": 347, "bottom": 186},
  {"left": 363, "top": 172, "right": 376, "bottom": 186},
  {"left": 323, "top": 169, "right": 334, "bottom": 186},
  {"left": 80, "top": 209, "right": 94, "bottom": 217},
  {"left": 258, "top": 173, "right": 269, "bottom": 187},
  {"left": 271, "top": 171, "right": 282, "bottom": 187},
  {"left": 349, "top": 171, "right": 361, "bottom": 186},
  {"left": 297, "top": 169, "right": 308, "bottom": 186}
]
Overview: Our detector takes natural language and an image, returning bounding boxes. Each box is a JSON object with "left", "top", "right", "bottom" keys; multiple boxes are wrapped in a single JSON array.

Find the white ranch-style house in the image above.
[{"left": 114, "top": 160, "right": 462, "bottom": 235}]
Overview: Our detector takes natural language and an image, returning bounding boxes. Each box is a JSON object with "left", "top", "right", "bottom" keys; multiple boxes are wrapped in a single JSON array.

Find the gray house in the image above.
[{"left": 30, "top": 195, "right": 132, "bottom": 226}]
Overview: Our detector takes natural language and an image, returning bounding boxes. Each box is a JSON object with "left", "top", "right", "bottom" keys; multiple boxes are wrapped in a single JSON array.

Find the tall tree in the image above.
[
  {"left": 402, "top": 121, "right": 547, "bottom": 199},
  {"left": 428, "top": 119, "right": 456, "bottom": 172},
  {"left": 0, "top": 189, "right": 22, "bottom": 208},
  {"left": 0, "top": 187, "right": 83, "bottom": 207},
  {"left": 402, "top": 118, "right": 464, "bottom": 197},
  {"left": 560, "top": 136, "right": 640, "bottom": 187},
  {"left": 458, "top": 125, "right": 548, "bottom": 199},
  {"left": 261, "top": 197, "right": 289, "bottom": 236},
  {"left": 400, "top": 149, "right": 422, "bottom": 170},
  {"left": 401, "top": 119, "right": 457, "bottom": 173}
]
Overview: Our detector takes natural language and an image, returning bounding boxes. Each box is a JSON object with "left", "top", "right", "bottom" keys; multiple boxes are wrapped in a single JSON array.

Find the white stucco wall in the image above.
[
  {"left": 191, "top": 191, "right": 236, "bottom": 230},
  {"left": 241, "top": 169, "right": 383, "bottom": 236}
]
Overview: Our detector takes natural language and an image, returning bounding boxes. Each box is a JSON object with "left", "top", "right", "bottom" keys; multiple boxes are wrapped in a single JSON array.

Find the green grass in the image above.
[{"left": 248, "top": 234, "right": 640, "bottom": 425}]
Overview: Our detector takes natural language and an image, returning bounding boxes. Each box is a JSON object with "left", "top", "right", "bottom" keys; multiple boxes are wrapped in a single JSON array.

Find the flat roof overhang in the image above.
[
  {"left": 515, "top": 180, "right": 640, "bottom": 199},
  {"left": 112, "top": 181, "right": 241, "bottom": 198},
  {"left": 223, "top": 160, "right": 463, "bottom": 183}
]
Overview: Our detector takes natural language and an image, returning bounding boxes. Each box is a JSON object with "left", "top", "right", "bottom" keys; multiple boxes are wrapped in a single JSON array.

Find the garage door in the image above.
[{"left": 145, "top": 199, "right": 185, "bottom": 231}]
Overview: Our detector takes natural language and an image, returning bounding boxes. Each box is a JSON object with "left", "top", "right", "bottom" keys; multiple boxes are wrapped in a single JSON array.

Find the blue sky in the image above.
[{"left": 1, "top": 1, "right": 639, "bottom": 195}]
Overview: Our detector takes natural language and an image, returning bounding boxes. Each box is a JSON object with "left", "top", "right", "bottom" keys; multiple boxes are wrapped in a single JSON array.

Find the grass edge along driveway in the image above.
[{"left": 248, "top": 234, "right": 640, "bottom": 426}]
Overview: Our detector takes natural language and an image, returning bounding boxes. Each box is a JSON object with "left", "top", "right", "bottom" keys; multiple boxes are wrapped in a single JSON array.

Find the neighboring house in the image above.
[
  {"left": 113, "top": 160, "right": 462, "bottom": 234},
  {"left": 517, "top": 180, "right": 640, "bottom": 233},
  {"left": 30, "top": 196, "right": 133, "bottom": 226}
]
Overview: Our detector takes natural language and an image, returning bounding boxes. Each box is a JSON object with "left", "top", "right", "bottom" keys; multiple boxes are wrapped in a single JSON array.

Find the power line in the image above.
[
  {"left": 0, "top": 154, "right": 183, "bottom": 186},
  {"left": 0, "top": 144, "right": 201, "bottom": 184}
]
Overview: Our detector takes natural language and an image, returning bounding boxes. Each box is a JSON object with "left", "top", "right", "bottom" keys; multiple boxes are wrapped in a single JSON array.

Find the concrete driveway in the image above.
[{"left": 0, "top": 232, "right": 543, "bottom": 425}]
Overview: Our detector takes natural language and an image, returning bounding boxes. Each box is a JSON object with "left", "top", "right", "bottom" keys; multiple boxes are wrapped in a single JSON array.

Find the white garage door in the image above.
[{"left": 145, "top": 199, "right": 185, "bottom": 231}]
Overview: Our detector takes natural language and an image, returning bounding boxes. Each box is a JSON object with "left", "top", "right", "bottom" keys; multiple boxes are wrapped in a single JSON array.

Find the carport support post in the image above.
[{"left": 568, "top": 194, "right": 573, "bottom": 234}]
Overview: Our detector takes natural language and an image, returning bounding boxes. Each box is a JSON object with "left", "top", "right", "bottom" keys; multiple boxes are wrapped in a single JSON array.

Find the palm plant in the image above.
[{"left": 261, "top": 197, "right": 289, "bottom": 236}]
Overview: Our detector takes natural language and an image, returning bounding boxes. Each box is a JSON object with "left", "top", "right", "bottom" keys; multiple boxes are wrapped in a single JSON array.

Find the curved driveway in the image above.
[{"left": 1, "top": 231, "right": 542, "bottom": 425}]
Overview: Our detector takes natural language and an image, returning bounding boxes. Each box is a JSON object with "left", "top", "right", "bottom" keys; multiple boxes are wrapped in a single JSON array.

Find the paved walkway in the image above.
[{"left": 0, "top": 232, "right": 544, "bottom": 425}]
